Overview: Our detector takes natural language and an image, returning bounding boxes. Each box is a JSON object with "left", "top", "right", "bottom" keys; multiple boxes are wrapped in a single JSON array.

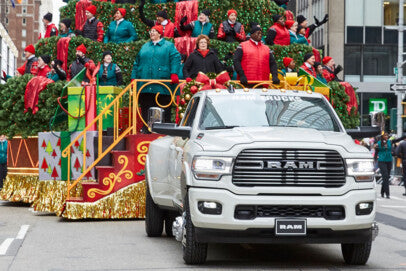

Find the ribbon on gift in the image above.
[{"left": 195, "top": 71, "right": 231, "bottom": 91}]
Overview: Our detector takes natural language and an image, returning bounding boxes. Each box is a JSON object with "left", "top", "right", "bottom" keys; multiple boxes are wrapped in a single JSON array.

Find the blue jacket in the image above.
[
  {"left": 377, "top": 140, "right": 393, "bottom": 162},
  {"left": 98, "top": 63, "right": 122, "bottom": 86},
  {"left": 0, "top": 140, "right": 7, "bottom": 164},
  {"left": 131, "top": 39, "right": 181, "bottom": 95},
  {"left": 290, "top": 31, "right": 308, "bottom": 45},
  {"left": 104, "top": 19, "right": 138, "bottom": 43},
  {"left": 192, "top": 21, "right": 213, "bottom": 37}
]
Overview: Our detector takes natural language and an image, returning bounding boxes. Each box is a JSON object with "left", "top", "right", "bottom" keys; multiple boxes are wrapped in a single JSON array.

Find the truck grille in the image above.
[{"left": 232, "top": 149, "right": 346, "bottom": 187}]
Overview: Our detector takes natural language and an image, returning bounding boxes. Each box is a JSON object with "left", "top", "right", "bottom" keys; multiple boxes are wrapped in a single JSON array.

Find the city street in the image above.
[{"left": 0, "top": 185, "right": 405, "bottom": 271}]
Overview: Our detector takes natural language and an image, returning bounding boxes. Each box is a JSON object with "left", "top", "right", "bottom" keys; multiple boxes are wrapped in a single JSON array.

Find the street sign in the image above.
[{"left": 390, "top": 84, "right": 406, "bottom": 91}]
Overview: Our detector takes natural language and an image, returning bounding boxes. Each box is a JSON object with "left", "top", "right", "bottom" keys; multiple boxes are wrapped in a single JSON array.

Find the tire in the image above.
[
  {"left": 182, "top": 194, "right": 208, "bottom": 265},
  {"left": 145, "top": 185, "right": 164, "bottom": 237},
  {"left": 165, "top": 213, "right": 176, "bottom": 237},
  {"left": 341, "top": 241, "right": 372, "bottom": 265}
]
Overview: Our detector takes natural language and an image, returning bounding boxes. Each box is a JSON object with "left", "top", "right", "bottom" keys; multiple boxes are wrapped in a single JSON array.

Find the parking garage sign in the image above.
[{"left": 369, "top": 98, "right": 387, "bottom": 114}]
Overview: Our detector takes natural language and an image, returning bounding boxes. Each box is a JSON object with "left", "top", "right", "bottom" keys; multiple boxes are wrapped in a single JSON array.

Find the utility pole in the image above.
[{"left": 397, "top": 0, "right": 404, "bottom": 137}]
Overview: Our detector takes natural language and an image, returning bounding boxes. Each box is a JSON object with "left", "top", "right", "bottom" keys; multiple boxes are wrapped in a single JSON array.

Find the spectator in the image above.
[
  {"left": 217, "top": 9, "right": 246, "bottom": 43},
  {"left": 300, "top": 52, "right": 317, "bottom": 77},
  {"left": 183, "top": 35, "right": 224, "bottom": 80},
  {"left": 296, "top": 14, "right": 328, "bottom": 39},
  {"left": 395, "top": 139, "right": 406, "bottom": 196},
  {"left": 48, "top": 60, "right": 67, "bottom": 82},
  {"left": 76, "top": 5, "right": 104, "bottom": 42},
  {"left": 233, "top": 26, "right": 279, "bottom": 86},
  {"left": 59, "top": 18, "right": 75, "bottom": 38},
  {"left": 104, "top": 8, "right": 138, "bottom": 43},
  {"left": 322, "top": 56, "right": 343, "bottom": 82},
  {"left": 314, "top": 62, "right": 327, "bottom": 84},
  {"left": 131, "top": 25, "right": 181, "bottom": 124},
  {"left": 180, "top": 9, "right": 214, "bottom": 38},
  {"left": 98, "top": 51, "right": 123, "bottom": 86},
  {"left": 16, "top": 45, "right": 38, "bottom": 76},
  {"left": 266, "top": 14, "right": 290, "bottom": 46},
  {"left": 69, "top": 44, "right": 96, "bottom": 80},
  {"left": 43, "top": 12, "right": 58, "bottom": 38},
  {"left": 139, "top": 0, "right": 176, "bottom": 38},
  {"left": 0, "top": 135, "right": 7, "bottom": 190},
  {"left": 36, "top": 55, "right": 52, "bottom": 77},
  {"left": 281, "top": 57, "right": 295, "bottom": 75}
]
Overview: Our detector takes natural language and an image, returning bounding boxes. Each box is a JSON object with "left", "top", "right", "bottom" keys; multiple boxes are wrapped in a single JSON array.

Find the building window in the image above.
[
  {"left": 384, "top": 0, "right": 406, "bottom": 25},
  {"left": 22, "top": 7, "right": 26, "bottom": 14},
  {"left": 5, "top": 18, "right": 8, "bottom": 24},
  {"left": 22, "top": 18, "right": 26, "bottom": 25},
  {"left": 365, "top": 27, "right": 381, "bottom": 44},
  {"left": 22, "top": 41, "right": 26, "bottom": 49},
  {"left": 384, "top": 29, "right": 398, "bottom": 44},
  {"left": 344, "top": 45, "right": 362, "bottom": 75},
  {"left": 22, "top": 29, "right": 26, "bottom": 37},
  {"left": 347, "top": 26, "right": 363, "bottom": 43}
]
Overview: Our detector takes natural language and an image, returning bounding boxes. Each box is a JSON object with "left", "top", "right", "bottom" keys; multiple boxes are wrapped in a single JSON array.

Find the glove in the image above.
[
  {"left": 101, "top": 74, "right": 107, "bottom": 81},
  {"left": 231, "top": 28, "right": 236, "bottom": 36},
  {"left": 334, "top": 65, "right": 343, "bottom": 75},
  {"left": 186, "top": 77, "right": 192, "bottom": 83},
  {"left": 240, "top": 74, "right": 248, "bottom": 85},
  {"left": 171, "top": 74, "right": 179, "bottom": 84},
  {"left": 180, "top": 16, "right": 187, "bottom": 25},
  {"left": 319, "top": 14, "right": 328, "bottom": 25},
  {"left": 224, "top": 27, "right": 232, "bottom": 35},
  {"left": 314, "top": 16, "right": 320, "bottom": 26},
  {"left": 272, "top": 78, "right": 280, "bottom": 85},
  {"left": 1, "top": 71, "right": 8, "bottom": 82}
]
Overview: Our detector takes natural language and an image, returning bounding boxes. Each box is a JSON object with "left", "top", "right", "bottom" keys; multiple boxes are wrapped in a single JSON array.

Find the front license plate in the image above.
[{"left": 275, "top": 219, "right": 307, "bottom": 236}]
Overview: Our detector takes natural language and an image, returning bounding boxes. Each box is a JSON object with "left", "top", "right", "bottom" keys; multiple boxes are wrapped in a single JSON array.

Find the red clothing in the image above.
[
  {"left": 240, "top": 40, "right": 270, "bottom": 81},
  {"left": 322, "top": 67, "right": 335, "bottom": 82},
  {"left": 197, "top": 49, "right": 209, "bottom": 58},
  {"left": 300, "top": 63, "right": 317, "bottom": 77},
  {"left": 44, "top": 23, "right": 58, "bottom": 38},
  {"left": 217, "top": 22, "right": 246, "bottom": 42},
  {"left": 157, "top": 20, "right": 176, "bottom": 38},
  {"left": 36, "top": 65, "right": 51, "bottom": 77},
  {"left": 269, "top": 23, "right": 290, "bottom": 45}
]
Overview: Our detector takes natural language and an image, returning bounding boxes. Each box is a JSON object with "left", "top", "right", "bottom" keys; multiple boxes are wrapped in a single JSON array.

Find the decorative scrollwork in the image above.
[{"left": 137, "top": 141, "right": 151, "bottom": 166}]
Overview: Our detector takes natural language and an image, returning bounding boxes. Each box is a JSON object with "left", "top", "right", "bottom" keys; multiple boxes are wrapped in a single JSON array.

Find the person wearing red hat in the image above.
[
  {"left": 322, "top": 56, "right": 343, "bottom": 83},
  {"left": 266, "top": 14, "right": 290, "bottom": 46},
  {"left": 68, "top": 44, "right": 96, "bottom": 80},
  {"left": 131, "top": 25, "right": 181, "bottom": 127},
  {"left": 16, "top": 44, "right": 38, "bottom": 76},
  {"left": 104, "top": 8, "right": 138, "bottom": 43},
  {"left": 281, "top": 57, "right": 296, "bottom": 75},
  {"left": 75, "top": 5, "right": 104, "bottom": 42},
  {"left": 300, "top": 52, "right": 317, "bottom": 77},
  {"left": 217, "top": 9, "right": 246, "bottom": 42},
  {"left": 139, "top": 0, "right": 176, "bottom": 38},
  {"left": 42, "top": 12, "right": 58, "bottom": 38}
]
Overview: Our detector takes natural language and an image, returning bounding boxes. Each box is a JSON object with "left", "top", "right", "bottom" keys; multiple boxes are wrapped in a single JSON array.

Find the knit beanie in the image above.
[
  {"left": 283, "top": 57, "right": 294, "bottom": 67},
  {"left": 201, "top": 9, "right": 211, "bottom": 17},
  {"left": 54, "top": 59, "right": 63, "bottom": 67},
  {"left": 86, "top": 5, "right": 97, "bottom": 16},
  {"left": 303, "top": 52, "right": 314, "bottom": 62},
  {"left": 250, "top": 25, "right": 262, "bottom": 35},
  {"left": 24, "top": 44, "right": 35, "bottom": 54},
  {"left": 40, "top": 55, "right": 51, "bottom": 65},
  {"left": 152, "top": 25, "right": 164, "bottom": 35},
  {"left": 156, "top": 10, "right": 168, "bottom": 19},
  {"left": 285, "top": 20, "right": 295, "bottom": 29},
  {"left": 61, "top": 18, "right": 71, "bottom": 29},
  {"left": 43, "top": 12, "right": 52, "bottom": 22},
  {"left": 322, "top": 56, "right": 333, "bottom": 65},
  {"left": 118, "top": 8, "right": 126, "bottom": 17},
  {"left": 102, "top": 51, "right": 112, "bottom": 60},
  {"left": 297, "top": 15, "right": 307, "bottom": 25},
  {"left": 76, "top": 44, "right": 87, "bottom": 54},
  {"left": 314, "top": 61, "right": 322, "bottom": 69},
  {"left": 273, "top": 14, "right": 282, "bottom": 23},
  {"left": 227, "top": 9, "right": 237, "bottom": 17}
]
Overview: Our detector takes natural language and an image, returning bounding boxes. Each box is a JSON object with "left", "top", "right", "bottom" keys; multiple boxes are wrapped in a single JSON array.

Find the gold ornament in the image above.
[
  {"left": 180, "top": 113, "right": 184, "bottom": 119},
  {"left": 185, "top": 94, "right": 191, "bottom": 100},
  {"left": 178, "top": 106, "right": 183, "bottom": 111}
]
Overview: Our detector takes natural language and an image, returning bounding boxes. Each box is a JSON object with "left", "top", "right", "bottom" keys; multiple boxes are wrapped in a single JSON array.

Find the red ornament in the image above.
[
  {"left": 180, "top": 98, "right": 186, "bottom": 105},
  {"left": 190, "top": 86, "right": 198, "bottom": 94}
]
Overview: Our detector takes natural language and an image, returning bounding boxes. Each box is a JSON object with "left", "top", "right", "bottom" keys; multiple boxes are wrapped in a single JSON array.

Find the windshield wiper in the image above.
[{"left": 205, "top": 125, "right": 240, "bottom": 130}]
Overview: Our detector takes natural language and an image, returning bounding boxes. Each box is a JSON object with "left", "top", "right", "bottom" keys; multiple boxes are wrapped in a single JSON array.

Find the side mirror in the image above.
[
  {"left": 148, "top": 107, "right": 164, "bottom": 127},
  {"left": 152, "top": 123, "right": 191, "bottom": 138},
  {"left": 346, "top": 126, "right": 381, "bottom": 139}
]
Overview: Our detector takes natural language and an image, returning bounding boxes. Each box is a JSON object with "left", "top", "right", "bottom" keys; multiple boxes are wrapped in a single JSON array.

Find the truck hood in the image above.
[{"left": 194, "top": 127, "right": 367, "bottom": 153}]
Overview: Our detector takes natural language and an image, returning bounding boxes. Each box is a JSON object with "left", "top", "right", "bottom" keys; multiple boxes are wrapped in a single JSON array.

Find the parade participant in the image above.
[
  {"left": 0, "top": 135, "right": 7, "bottom": 190},
  {"left": 300, "top": 52, "right": 317, "bottom": 77},
  {"left": 48, "top": 60, "right": 67, "bottom": 82},
  {"left": 36, "top": 55, "right": 52, "bottom": 77},
  {"left": 233, "top": 26, "right": 279, "bottom": 85},
  {"left": 281, "top": 57, "right": 295, "bottom": 75},
  {"left": 104, "top": 8, "right": 138, "bottom": 43},
  {"left": 16, "top": 44, "right": 38, "bottom": 76},
  {"left": 43, "top": 12, "right": 58, "bottom": 38},
  {"left": 246, "top": 22, "right": 265, "bottom": 43},
  {"left": 59, "top": 18, "right": 75, "bottom": 38},
  {"left": 139, "top": 0, "right": 176, "bottom": 38},
  {"left": 183, "top": 35, "right": 224, "bottom": 79},
  {"left": 180, "top": 9, "right": 214, "bottom": 38},
  {"left": 265, "top": 14, "right": 290, "bottom": 46},
  {"left": 296, "top": 14, "right": 328, "bottom": 39},
  {"left": 131, "top": 25, "right": 181, "bottom": 124},
  {"left": 314, "top": 62, "right": 327, "bottom": 84},
  {"left": 285, "top": 20, "right": 298, "bottom": 43},
  {"left": 68, "top": 44, "right": 96, "bottom": 80},
  {"left": 322, "top": 56, "right": 343, "bottom": 82},
  {"left": 217, "top": 9, "right": 246, "bottom": 43},
  {"left": 76, "top": 5, "right": 104, "bottom": 42},
  {"left": 294, "top": 25, "right": 309, "bottom": 45},
  {"left": 98, "top": 51, "right": 123, "bottom": 86}
]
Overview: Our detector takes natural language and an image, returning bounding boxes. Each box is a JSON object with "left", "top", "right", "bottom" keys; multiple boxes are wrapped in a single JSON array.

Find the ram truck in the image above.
[{"left": 145, "top": 88, "right": 378, "bottom": 265}]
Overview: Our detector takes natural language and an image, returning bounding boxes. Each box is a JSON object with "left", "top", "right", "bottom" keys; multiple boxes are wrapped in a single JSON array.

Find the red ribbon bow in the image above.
[{"left": 195, "top": 71, "right": 231, "bottom": 91}]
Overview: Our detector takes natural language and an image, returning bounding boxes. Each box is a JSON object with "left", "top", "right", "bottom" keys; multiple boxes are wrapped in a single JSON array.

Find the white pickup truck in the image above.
[{"left": 145, "top": 88, "right": 379, "bottom": 265}]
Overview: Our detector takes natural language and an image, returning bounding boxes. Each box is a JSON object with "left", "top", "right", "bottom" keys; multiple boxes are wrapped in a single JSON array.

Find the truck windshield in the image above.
[{"left": 199, "top": 93, "right": 341, "bottom": 132}]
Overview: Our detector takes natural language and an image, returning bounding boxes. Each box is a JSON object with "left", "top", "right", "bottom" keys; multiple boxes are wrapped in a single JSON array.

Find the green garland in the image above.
[{"left": 329, "top": 81, "right": 360, "bottom": 128}]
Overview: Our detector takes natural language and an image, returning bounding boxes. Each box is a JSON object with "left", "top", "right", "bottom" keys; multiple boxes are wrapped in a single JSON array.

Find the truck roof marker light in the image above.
[
  {"left": 243, "top": 88, "right": 249, "bottom": 92},
  {"left": 280, "top": 88, "right": 286, "bottom": 93},
  {"left": 215, "top": 88, "right": 221, "bottom": 92},
  {"left": 306, "top": 89, "right": 313, "bottom": 94},
  {"left": 262, "top": 88, "right": 268, "bottom": 92}
]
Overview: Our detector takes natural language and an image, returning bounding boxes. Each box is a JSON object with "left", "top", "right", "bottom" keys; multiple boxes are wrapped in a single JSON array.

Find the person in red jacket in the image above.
[
  {"left": 322, "top": 56, "right": 343, "bottom": 82},
  {"left": 217, "top": 9, "right": 246, "bottom": 43},
  {"left": 139, "top": 0, "right": 176, "bottom": 38},
  {"left": 36, "top": 55, "right": 52, "bottom": 77},
  {"left": 233, "top": 26, "right": 279, "bottom": 85},
  {"left": 300, "top": 52, "right": 317, "bottom": 77},
  {"left": 16, "top": 44, "right": 38, "bottom": 76},
  {"left": 75, "top": 5, "right": 104, "bottom": 42},
  {"left": 265, "top": 14, "right": 290, "bottom": 46},
  {"left": 42, "top": 12, "right": 58, "bottom": 38}
]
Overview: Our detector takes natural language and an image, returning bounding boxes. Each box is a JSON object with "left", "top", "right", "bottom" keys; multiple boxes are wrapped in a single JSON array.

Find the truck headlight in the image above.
[
  {"left": 192, "top": 156, "right": 233, "bottom": 180},
  {"left": 346, "top": 159, "right": 374, "bottom": 182}
]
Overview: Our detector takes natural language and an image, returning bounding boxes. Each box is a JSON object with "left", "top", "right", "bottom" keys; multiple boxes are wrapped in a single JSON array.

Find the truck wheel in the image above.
[
  {"left": 145, "top": 185, "right": 164, "bottom": 237},
  {"left": 165, "top": 213, "right": 176, "bottom": 237},
  {"left": 182, "top": 194, "right": 207, "bottom": 265},
  {"left": 341, "top": 241, "right": 372, "bottom": 265}
]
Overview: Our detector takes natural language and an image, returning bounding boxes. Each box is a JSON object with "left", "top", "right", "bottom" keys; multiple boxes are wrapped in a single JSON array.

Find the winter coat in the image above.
[
  {"left": 265, "top": 23, "right": 290, "bottom": 46},
  {"left": 98, "top": 63, "right": 123, "bottom": 86},
  {"left": 0, "top": 140, "right": 7, "bottom": 164},
  {"left": 48, "top": 67, "right": 67, "bottom": 82},
  {"left": 316, "top": 74, "right": 327, "bottom": 84},
  {"left": 300, "top": 63, "right": 317, "bottom": 77},
  {"left": 131, "top": 39, "right": 181, "bottom": 95},
  {"left": 81, "top": 18, "right": 104, "bottom": 42},
  {"left": 17, "top": 56, "right": 38, "bottom": 75},
  {"left": 322, "top": 66, "right": 337, "bottom": 83},
  {"left": 289, "top": 31, "right": 308, "bottom": 44},
  {"left": 281, "top": 67, "right": 295, "bottom": 76},
  {"left": 217, "top": 21, "right": 246, "bottom": 42},
  {"left": 45, "top": 23, "right": 58, "bottom": 38},
  {"left": 36, "top": 65, "right": 52, "bottom": 77},
  {"left": 104, "top": 19, "right": 138, "bottom": 43},
  {"left": 59, "top": 29, "right": 75, "bottom": 38},
  {"left": 182, "top": 49, "right": 224, "bottom": 79},
  {"left": 377, "top": 140, "right": 393, "bottom": 162}
]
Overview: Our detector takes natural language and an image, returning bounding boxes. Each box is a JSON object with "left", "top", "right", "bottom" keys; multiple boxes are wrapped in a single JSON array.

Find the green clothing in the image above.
[
  {"left": 290, "top": 31, "right": 308, "bottom": 45},
  {"left": 317, "top": 74, "right": 327, "bottom": 84},
  {"left": 59, "top": 29, "right": 75, "bottom": 38},
  {"left": 0, "top": 140, "right": 7, "bottom": 164},
  {"left": 377, "top": 140, "right": 393, "bottom": 162},
  {"left": 104, "top": 19, "right": 138, "bottom": 43}
]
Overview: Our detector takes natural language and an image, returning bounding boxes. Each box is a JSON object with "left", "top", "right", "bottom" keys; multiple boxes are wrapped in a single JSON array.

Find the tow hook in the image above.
[
  {"left": 372, "top": 221, "right": 379, "bottom": 241},
  {"left": 172, "top": 212, "right": 186, "bottom": 242}
]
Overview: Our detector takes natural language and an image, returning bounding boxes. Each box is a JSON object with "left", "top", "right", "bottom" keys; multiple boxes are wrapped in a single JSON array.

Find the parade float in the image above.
[{"left": 0, "top": 0, "right": 359, "bottom": 219}]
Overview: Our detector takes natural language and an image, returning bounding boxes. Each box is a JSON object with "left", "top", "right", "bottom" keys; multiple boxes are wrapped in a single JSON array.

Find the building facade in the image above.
[{"left": 0, "top": 22, "right": 18, "bottom": 80}]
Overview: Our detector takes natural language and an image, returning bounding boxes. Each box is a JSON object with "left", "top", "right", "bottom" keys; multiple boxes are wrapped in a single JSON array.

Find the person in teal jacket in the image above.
[
  {"left": 59, "top": 18, "right": 75, "bottom": 38},
  {"left": 0, "top": 135, "right": 7, "bottom": 189},
  {"left": 179, "top": 9, "right": 214, "bottom": 38},
  {"left": 104, "top": 8, "right": 138, "bottom": 44},
  {"left": 291, "top": 25, "right": 309, "bottom": 45},
  {"left": 131, "top": 25, "right": 180, "bottom": 125},
  {"left": 47, "top": 60, "right": 67, "bottom": 82},
  {"left": 314, "top": 62, "right": 327, "bottom": 84},
  {"left": 98, "top": 51, "right": 123, "bottom": 86}
]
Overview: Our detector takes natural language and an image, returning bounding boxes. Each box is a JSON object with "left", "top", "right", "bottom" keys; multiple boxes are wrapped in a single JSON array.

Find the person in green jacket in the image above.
[
  {"left": 98, "top": 51, "right": 123, "bottom": 86},
  {"left": 59, "top": 18, "right": 75, "bottom": 38},
  {"left": 314, "top": 62, "right": 327, "bottom": 84},
  {"left": 179, "top": 9, "right": 214, "bottom": 38},
  {"left": 131, "top": 25, "right": 181, "bottom": 125},
  {"left": 0, "top": 135, "right": 7, "bottom": 190},
  {"left": 47, "top": 60, "right": 67, "bottom": 82},
  {"left": 292, "top": 25, "right": 309, "bottom": 45},
  {"left": 104, "top": 8, "right": 138, "bottom": 44}
]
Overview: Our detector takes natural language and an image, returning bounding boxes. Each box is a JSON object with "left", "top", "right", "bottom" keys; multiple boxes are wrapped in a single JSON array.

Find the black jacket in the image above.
[{"left": 183, "top": 49, "right": 224, "bottom": 79}]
